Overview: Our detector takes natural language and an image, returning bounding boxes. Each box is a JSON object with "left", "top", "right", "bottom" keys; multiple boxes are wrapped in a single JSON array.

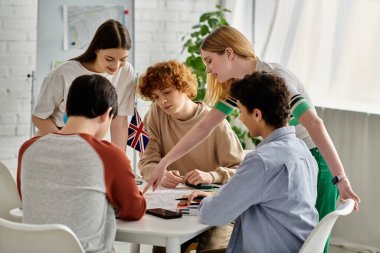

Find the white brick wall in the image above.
[
  {"left": 0, "top": 0, "right": 219, "bottom": 175},
  {"left": 0, "top": 0, "right": 37, "bottom": 176}
]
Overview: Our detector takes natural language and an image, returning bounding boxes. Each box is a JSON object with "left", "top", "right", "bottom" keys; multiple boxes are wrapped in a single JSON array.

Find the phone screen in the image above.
[{"left": 146, "top": 208, "right": 182, "bottom": 219}]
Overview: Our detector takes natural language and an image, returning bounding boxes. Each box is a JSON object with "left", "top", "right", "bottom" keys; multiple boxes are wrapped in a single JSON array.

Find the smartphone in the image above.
[
  {"left": 185, "top": 181, "right": 220, "bottom": 190},
  {"left": 146, "top": 208, "right": 182, "bottom": 219}
]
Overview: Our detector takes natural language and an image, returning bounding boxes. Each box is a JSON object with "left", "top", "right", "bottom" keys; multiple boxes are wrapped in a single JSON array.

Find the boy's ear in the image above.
[
  {"left": 99, "top": 107, "right": 113, "bottom": 123},
  {"left": 252, "top": 108, "right": 262, "bottom": 122}
]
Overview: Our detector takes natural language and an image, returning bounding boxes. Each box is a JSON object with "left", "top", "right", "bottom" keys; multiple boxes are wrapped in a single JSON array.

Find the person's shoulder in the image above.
[
  {"left": 44, "top": 61, "right": 83, "bottom": 80},
  {"left": 51, "top": 60, "right": 81, "bottom": 73},
  {"left": 19, "top": 136, "right": 43, "bottom": 155},
  {"left": 118, "top": 62, "right": 134, "bottom": 75},
  {"left": 76, "top": 133, "right": 123, "bottom": 154},
  {"left": 198, "top": 102, "right": 233, "bottom": 132},
  {"left": 145, "top": 103, "right": 162, "bottom": 120}
]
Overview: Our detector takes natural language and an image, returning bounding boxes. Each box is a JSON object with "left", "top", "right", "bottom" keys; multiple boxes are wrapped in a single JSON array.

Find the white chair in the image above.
[
  {"left": 0, "top": 217, "right": 85, "bottom": 253},
  {"left": 299, "top": 198, "right": 355, "bottom": 253},
  {"left": 0, "top": 161, "right": 21, "bottom": 222}
]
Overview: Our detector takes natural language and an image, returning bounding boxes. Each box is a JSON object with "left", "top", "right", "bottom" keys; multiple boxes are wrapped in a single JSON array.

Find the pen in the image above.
[{"left": 175, "top": 196, "right": 205, "bottom": 201}]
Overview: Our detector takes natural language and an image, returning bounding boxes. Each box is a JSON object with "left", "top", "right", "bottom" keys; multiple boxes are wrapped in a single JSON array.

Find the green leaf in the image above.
[
  {"left": 200, "top": 25, "right": 210, "bottom": 36},
  {"left": 220, "top": 18, "right": 229, "bottom": 26},
  {"left": 188, "top": 45, "right": 199, "bottom": 54},
  {"left": 207, "top": 18, "right": 219, "bottom": 28},
  {"left": 200, "top": 13, "right": 211, "bottom": 22}
]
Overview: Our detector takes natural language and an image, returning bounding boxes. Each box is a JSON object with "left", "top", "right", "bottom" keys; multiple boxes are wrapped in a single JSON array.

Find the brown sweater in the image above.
[{"left": 138, "top": 102, "right": 244, "bottom": 184}]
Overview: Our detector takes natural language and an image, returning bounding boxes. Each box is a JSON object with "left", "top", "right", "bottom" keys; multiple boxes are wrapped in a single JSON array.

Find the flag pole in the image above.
[
  {"left": 133, "top": 72, "right": 139, "bottom": 177},
  {"left": 133, "top": 100, "right": 138, "bottom": 176}
]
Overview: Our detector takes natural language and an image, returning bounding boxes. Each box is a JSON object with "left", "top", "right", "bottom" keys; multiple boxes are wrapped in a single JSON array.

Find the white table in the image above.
[
  {"left": 116, "top": 184, "right": 211, "bottom": 253},
  {"left": 10, "top": 185, "right": 212, "bottom": 253},
  {"left": 116, "top": 214, "right": 210, "bottom": 253}
]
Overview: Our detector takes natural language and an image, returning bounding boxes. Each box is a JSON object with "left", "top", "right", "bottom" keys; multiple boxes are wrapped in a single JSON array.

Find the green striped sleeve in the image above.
[
  {"left": 214, "top": 101, "right": 235, "bottom": 115},
  {"left": 289, "top": 117, "right": 300, "bottom": 126},
  {"left": 292, "top": 101, "right": 311, "bottom": 120}
]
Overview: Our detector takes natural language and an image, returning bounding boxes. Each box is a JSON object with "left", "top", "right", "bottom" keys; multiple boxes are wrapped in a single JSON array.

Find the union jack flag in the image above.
[{"left": 127, "top": 110, "right": 149, "bottom": 153}]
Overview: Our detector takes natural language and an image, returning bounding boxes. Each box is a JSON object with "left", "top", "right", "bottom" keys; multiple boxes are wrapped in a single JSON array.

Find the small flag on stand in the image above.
[{"left": 127, "top": 110, "right": 149, "bottom": 153}]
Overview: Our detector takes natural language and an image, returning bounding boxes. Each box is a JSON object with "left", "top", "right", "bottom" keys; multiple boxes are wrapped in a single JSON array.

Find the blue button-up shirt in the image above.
[{"left": 199, "top": 126, "right": 318, "bottom": 253}]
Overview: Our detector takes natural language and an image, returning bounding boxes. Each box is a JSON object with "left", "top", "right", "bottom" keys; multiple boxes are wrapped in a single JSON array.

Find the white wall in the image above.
[
  {"left": 0, "top": 0, "right": 218, "bottom": 175},
  {"left": 0, "top": 0, "right": 37, "bottom": 175}
]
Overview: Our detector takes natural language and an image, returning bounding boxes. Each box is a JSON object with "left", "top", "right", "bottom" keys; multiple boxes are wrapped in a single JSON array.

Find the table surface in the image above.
[
  {"left": 115, "top": 183, "right": 212, "bottom": 252},
  {"left": 10, "top": 182, "right": 212, "bottom": 253}
]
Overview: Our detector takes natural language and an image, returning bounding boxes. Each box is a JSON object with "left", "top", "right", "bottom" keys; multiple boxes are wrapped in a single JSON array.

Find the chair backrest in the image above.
[
  {"left": 0, "top": 217, "right": 85, "bottom": 253},
  {"left": 299, "top": 199, "right": 355, "bottom": 253},
  {"left": 0, "top": 161, "right": 22, "bottom": 222}
]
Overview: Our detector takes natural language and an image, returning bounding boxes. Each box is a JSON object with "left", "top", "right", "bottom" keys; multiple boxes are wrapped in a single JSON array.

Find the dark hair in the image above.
[
  {"left": 231, "top": 71, "right": 290, "bottom": 128},
  {"left": 138, "top": 60, "right": 198, "bottom": 101},
  {"left": 66, "top": 74, "right": 118, "bottom": 119},
  {"left": 71, "top": 19, "right": 131, "bottom": 63}
]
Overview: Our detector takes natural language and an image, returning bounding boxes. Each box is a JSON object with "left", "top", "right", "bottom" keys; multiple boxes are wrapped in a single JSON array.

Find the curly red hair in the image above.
[{"left": 138, "top": 60, "right": 198, "bottom": 101}]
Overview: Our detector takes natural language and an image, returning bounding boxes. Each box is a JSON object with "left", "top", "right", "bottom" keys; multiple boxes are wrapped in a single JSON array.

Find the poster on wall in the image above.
[{"left": 63, "top": 5, "right": 127, "bottom": 50}]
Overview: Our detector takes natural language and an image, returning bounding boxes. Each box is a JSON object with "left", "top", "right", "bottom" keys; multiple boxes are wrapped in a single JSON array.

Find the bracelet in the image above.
[
  {"left": 209, "top": 172, "right": 215, "bottom": 183},
  {"left": 332, "top": 174, "right": 347, "bottom": 185}
]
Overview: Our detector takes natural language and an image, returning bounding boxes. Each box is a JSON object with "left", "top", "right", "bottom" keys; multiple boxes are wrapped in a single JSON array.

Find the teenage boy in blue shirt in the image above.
[{"left": 186, "top": 72, "right": 319, "bottom": 253}]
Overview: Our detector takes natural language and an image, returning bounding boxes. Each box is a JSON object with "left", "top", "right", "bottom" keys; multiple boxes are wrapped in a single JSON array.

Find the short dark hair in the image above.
[
  {"left": 66, "top": 75, "right": 118, "bottom": 119},
  {"left": 71, "top": 19, "right": 131, "bottom": 63},
  {"left": 231, "top": 71, "right": 290, "bottom": 128}
]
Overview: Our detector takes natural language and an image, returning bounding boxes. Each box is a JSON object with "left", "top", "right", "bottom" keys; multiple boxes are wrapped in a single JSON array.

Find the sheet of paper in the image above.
[{"left": 140, "top": 184, "right": 194, "bottom": 211}]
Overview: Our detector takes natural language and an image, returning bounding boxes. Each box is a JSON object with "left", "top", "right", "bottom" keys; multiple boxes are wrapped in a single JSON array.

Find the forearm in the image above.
[
  {"left": 110, "top": 115, "right": 129, "bottom": 151},
  {"left": 300, "top": 113, "right": 345, "bottom": 177},
  {"left": 32, "top": 115, "right": 59, "bottom": 135}
]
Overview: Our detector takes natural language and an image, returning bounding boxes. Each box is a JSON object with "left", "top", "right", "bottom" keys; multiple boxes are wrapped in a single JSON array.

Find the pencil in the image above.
[{"left": 175, "top": 196, "right": 205, "bottom": 201}]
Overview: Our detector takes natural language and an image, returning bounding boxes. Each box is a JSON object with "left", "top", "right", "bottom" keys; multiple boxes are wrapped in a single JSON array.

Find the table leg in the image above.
[
  {"left": 166, "top": 237, "right": 180, "bottom": 253},
  {"left": 130, "top": 243, "right": 140, "bottom": 253}
]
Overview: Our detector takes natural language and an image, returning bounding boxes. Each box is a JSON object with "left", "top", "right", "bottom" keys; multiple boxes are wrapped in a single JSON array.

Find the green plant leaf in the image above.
[
  {"left": 200, "top": 13, "right": 211, "bottom": 22},
  {"left": 207, "top": 18, "right": 219, "bottom": 28},
  {"left": 200, "top": 25, "right": 210, "bottom": 36}
]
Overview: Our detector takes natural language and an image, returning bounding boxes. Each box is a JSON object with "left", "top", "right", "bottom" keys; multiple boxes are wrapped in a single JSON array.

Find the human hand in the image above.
[
  {"left": 185, "top": 190, "right": 213, "bottom": 206},
  {"left": 183, "top": 169, "right": 214, "bottom": 185},
  {"left": 337, "top": 177, "right": 361, "bottom": 212},
  {"left": 161, "top": 170, "right": 184, "bottom": 188},
  {"left": 143, "top": 161, "right": 167, "bottom": 193}
]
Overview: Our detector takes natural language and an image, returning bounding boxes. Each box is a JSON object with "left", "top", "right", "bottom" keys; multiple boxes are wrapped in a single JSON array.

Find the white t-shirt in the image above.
[
  {"left": 214, "top": 58, "right": 316, "bottom": 149},
  {"left": 33, "top": 61, "right": 136, "bottom": 127}
]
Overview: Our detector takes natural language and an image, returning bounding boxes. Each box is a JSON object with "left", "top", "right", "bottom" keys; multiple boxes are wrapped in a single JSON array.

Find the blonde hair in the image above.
[{"left": 201, "top": 25, "right": 256, "bottom": 105}]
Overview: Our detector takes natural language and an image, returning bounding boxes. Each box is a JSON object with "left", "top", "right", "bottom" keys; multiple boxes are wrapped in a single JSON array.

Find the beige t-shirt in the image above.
[
  {"left": 138, "top": 102, "right": 244, "bottom": 184},
  {"left": 33, "top": 61, "right": 136, "bottom": 127}
]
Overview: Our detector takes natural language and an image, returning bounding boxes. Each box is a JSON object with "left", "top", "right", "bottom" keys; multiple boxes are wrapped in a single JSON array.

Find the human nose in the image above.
[
  {"left": 159, "top": 96, "right": 168, "bottom": 104},
  {"left": 111, "top": 60, "right": 123, "bottom": 70}
]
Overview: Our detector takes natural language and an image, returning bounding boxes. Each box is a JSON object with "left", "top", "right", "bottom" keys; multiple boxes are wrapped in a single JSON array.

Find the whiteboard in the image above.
[{"left": 36, "top": 0, "right": 135, "bottom": 93}]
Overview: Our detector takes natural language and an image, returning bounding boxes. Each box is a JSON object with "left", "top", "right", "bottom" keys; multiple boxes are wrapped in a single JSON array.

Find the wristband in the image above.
[
  {"left": 209, "top": 172, "right": 216, "bottom": 183},
  {"left": 332, "top": 174, "right": 346, "bottom": 185}
]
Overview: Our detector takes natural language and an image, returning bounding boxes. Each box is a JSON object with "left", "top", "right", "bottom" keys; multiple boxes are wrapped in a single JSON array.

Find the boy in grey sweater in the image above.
[{"left": 17, "top": 74, "right": 146, "bottom": 253}]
